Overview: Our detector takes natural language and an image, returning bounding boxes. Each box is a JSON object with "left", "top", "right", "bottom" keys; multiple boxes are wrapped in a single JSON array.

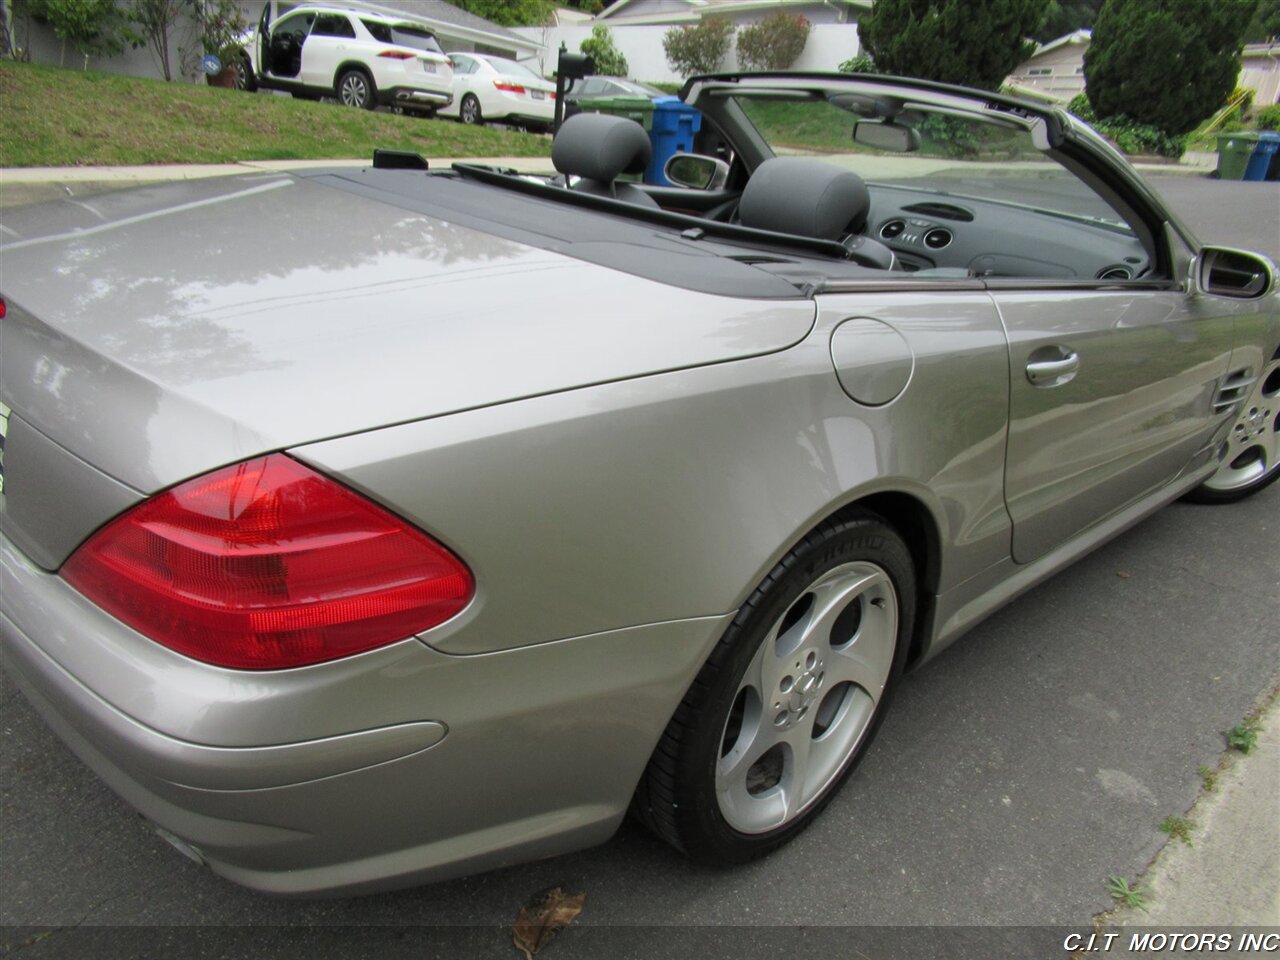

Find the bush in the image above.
[
  {"left": 663, "top": 16, "right": 733, "bottom": 78},
  {"left": 1257, "top": 104, "right": 1280, "bottom": 131},
  {"left": 1067, "top": 93, "right": 1186, "bottom": 157},
  {"left": 837, "top": 52, "right": 878, "bottom": 74},
  {"left": 579, "top": 24, "right": 627, "bottom": 77},
  {"left": 736, "top": 11, "right": 811, "bottom": 71},
  {"left": 1085, "top": 0, "right": 1258, "bottom": 137}
]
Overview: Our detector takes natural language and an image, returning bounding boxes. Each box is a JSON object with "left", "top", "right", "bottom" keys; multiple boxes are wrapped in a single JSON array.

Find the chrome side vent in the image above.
[
  {"left": 1096, "top": 265, "right": 1132, "bottom": 280},
  {"left": 879, "top": 219, "right": 906, "bottom": 240},
  {"left": 1212, "top": 368, "right": 1256, "bottom": 414},
  {"left": 923, "top": 227, "right": 952, "bottom": 250}
]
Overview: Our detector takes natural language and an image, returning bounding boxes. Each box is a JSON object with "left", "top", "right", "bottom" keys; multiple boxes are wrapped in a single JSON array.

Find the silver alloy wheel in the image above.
[
  {"left": 1203, "top": 350, "right": 1280, "bottom": 493},
  {"left": 460, "top": 94, "right": 481, "bottom": 124},
  {"left": 339, "top": 72, "right": 370, "bottom": 108},
  {"left": 715, "top": 561, "right": 897, "bottom": 835}
]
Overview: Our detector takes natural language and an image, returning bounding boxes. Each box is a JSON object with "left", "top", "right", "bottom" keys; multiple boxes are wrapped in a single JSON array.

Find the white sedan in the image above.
[{"left": 440, "top": 53, "right": 556, "bottom": 130}]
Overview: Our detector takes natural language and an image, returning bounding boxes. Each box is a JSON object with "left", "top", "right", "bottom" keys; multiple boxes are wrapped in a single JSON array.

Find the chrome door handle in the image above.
[{"left": 1026, "top": 352, "right": 1080, "bottom": 386}]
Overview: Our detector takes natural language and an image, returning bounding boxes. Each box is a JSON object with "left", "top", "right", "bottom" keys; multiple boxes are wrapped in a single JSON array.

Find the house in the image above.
[
  {"left": 1006, "top": 28, "right": 1090, "bottom": 103},
  {"left": 1239, "top": 41, "right": 1280, "bottom": 106},
  {"left": 518, "top": 0, "right": 871, "bottom": 83},
  {"left": 595, "top": 0, "right": 872, "bottom": 26}
]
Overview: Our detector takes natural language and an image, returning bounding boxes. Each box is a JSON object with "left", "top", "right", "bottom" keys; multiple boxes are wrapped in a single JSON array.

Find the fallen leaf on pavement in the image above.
[
  {"left": 512, "top": 887, "right": 585, "bottom": 959},
  {"left": 1117, "top": 571, "right": 1130, "bottom": 578}
]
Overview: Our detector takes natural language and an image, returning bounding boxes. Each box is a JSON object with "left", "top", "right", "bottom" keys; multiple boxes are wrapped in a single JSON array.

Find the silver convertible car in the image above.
[{"left": 1, "top": 73, "right": 1277, "bottom": 896}]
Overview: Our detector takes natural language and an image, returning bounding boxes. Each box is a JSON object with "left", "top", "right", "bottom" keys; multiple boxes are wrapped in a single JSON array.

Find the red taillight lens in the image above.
[
  {"left": 493, "top": 80, "right": 525, "bottom": 94},
  {"left": 0, "top": 297, "right": 6, "bottom": 320},
  {"left": 62, "top": 455, "right": 473, "bottom": 670},
  {"left": 378, "top": 49, "right": 415, "bottom": 59}
]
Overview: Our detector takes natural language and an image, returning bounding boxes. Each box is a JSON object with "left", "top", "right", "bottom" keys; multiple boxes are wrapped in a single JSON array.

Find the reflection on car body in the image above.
[{"left": 0, "top": 71, "right": 1276, "bottom": 897}]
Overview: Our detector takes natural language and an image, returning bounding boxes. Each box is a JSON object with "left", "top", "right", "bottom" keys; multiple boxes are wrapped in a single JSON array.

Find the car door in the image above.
[
  {"left": 301, "top": 12, "right": 354, "bottom": 88},
  {"left": 263, "top": 10, "right": 314, "bottom": 81}
]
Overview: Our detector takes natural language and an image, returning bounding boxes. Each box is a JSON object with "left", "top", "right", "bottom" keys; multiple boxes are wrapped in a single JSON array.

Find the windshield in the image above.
[{"left": 732, "top": 95, "right": 1130, "bottom": 228}]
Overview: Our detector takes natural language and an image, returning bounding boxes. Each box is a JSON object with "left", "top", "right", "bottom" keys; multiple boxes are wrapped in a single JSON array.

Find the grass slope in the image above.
[{"left": 0, "top": 61, "right": 551, "bottom": 167}]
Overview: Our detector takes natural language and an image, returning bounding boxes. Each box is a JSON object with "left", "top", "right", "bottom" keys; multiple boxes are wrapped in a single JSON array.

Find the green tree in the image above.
[
  {"left": 857, "top": 0, "right": 1049, "bottom": 90},
  {"left": 1030, "top": 0, "right": 1103, "bottom": 42},
  {"left": 1084, "top": 0, "right": 1259, "bottom": 136},
  {"left": 121, "top": 0, "right": 184, "bottom": 80},
  {"left": 448, "top": 0, "right": 553, "bottom": 27},
  {"left": 737, "top": 11, "right": 811, "bottom": 71},
  {"left": 580, "top": 24, "right": 626, "bottom": 76},
  {"left": 662, "top": 16, "right": 733, "bottom": 78},
  {"left": 1245, "top": 0, "right": 1280, "bottom": 41},
  {"left": 30, "top": 0, "right": 124, "bottom": 67}
]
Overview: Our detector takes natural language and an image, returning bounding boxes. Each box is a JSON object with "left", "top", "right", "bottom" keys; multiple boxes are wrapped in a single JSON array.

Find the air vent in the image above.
[
  {"left": 923, "top": 228, "right": 952, "bottom": 250},
  {"left": 1212, "top": 368, "right": 1256, "bottom": 414},
  {"left": 879, "top": 219, "right": 906, "bottom": 240},
  {"left": 900, "top": 202, "right": 974, "bottom": 222},
  {"left": 1096, "top": 265, "right": 1132, "bottom": 280}
]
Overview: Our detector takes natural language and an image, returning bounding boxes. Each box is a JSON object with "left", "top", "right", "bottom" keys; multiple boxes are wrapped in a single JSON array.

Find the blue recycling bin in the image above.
[
  {"left": 1244, "top": 131, "right": 1280, "bottom": 181},
  {"left": 645, "top": 97, "right": 703, "bottom": 186}
]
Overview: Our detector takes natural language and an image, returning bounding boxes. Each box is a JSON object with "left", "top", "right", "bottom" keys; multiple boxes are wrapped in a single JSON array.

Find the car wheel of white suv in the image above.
[{"left": 338, "top": 68, "right": 376, "bottom": 110}]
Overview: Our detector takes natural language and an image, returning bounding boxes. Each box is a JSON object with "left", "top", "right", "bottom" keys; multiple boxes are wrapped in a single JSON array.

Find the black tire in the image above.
[
  {"left": 634, "top": 512, "right": 915, "bottom": 864},
  {"left": 337, "top": 68, "right": 376, "bottom": 110},
  {"left": 459, "top": 93, "right": 482, "bottom": 125},
  {"left": 233, "top": 56, "right": 257, "bottom": 93},
  {"left": 1184, "top": 346, "right": 1280, "bottom": 504}
]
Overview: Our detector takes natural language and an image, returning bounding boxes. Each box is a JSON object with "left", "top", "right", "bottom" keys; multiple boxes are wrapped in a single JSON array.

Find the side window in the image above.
[
  {"left": 313, "top": 13, "right": 355, "bottom": 38},
  {"left": 273, "top": 11, "right": 314, "bottom": 40},
  {"left": 361, "top": 19, "right": 392, "bottom": 43},
  {"left": 451, "top": 55, "right": 476, "bottom": 75},
  {"left": 576, "top": 78, "right": 602, "bottom": 96}
]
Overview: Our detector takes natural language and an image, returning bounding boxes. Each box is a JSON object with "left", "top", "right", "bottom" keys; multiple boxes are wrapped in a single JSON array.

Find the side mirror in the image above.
[
  {"left": 853, "top": 120, "right": 920, "bottom": 153},
  {"left": 664, "top": 153, "right": 730, "bottom": 190},
  {"left": 1196, "top": 247, "right": 1274, "bottom": 299}
]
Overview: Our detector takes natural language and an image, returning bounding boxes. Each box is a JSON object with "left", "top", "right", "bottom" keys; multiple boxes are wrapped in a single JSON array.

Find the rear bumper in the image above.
[
  {"left": 0, "top": 533, "right": 729, "bottom": 895},
  {"left": 383, "top": 87, "right": 452, "bottom": 109}
]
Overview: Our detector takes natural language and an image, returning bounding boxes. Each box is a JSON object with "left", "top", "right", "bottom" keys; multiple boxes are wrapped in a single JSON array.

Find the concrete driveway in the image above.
[{"left": 1, "top": 175, "right": 1277, "bottom": 959}]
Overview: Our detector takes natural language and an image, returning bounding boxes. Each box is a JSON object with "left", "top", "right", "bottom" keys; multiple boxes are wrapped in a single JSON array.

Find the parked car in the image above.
[
  {"left": 0, "top": 72, "right": 1276, "bottom": 897},
  {"left": 438, "top": 52, "right": 556, "bottom": 129},
  {"left": 564, "top": 75, "right": 669, "bottom": 104},
  {"left": 238, "top": 3, "right": 453, "bottom": 114}
]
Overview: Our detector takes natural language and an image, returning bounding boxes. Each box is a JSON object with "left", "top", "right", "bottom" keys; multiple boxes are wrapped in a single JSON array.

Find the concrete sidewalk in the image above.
[{"left": 1102, "top": 685, "right": 1280, "bottom": 934}]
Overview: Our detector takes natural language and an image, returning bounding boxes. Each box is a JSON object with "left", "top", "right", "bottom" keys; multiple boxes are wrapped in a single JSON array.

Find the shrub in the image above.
[
  {"left": 1085, "top": 0, "right": 1259, "bottom": 137},
  {"left": 1256, "top": 104, "right": 1280, "bottom": 131},
  {"left": 736, "top": 11, "right": 811, "bottom": 71},
  {"left": 857, "top": 0, "right": 1048, "bottom": 90},
  {"left": 663, "top": 16, "right": 733, "bottom": 78},
  {"left": 579, "top": 24, "right": 627, "bottom": 77},
  {"left": 837, "top": 52, "right": 878, "bottom": 74},
  {"left": 1066, "top": 93, "right": 1186, "bottom": 157}
]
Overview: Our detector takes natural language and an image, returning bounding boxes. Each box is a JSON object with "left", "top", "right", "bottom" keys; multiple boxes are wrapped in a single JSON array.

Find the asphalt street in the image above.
[{"left": 0, "top": 175, "right": 1277, "bottom": 958}]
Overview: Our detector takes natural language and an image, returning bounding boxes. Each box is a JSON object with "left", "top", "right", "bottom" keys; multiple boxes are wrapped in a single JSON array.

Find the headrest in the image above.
[
  {"left": 738, "top": 157, "right": 870, "bottom": 240},
  {"left": 552, "top": 113, "right": 653, "bottom": 183}
]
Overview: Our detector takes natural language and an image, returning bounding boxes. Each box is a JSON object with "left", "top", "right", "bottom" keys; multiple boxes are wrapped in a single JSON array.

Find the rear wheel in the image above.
[
  {"left": 635, "top": 513, "right": 915, "bottom": 863},
  {"left": 1187, "top": 346, "right": 1280, "bottom": 503},
  {"left": 459, "top": 93, "right": 482, "bottom": 125},
  {"left": 337, "top": 69, "right": 376, "bottom": 110}
]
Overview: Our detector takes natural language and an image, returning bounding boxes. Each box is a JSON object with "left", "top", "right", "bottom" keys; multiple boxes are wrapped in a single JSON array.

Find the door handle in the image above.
[{"left": 1026, "top": 351, "right": 1080, "bottom": 386}]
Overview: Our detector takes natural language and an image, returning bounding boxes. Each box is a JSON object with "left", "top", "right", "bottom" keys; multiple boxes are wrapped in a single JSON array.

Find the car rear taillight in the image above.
[
  {"left": 493, "top": 80, "right": 525, "bottom": 94},
  {"left": 378, "top": 50, "right": 415, "bottom": 59},
  {"left": 62, "top": 454, "right": 473, "bottom": 670}
]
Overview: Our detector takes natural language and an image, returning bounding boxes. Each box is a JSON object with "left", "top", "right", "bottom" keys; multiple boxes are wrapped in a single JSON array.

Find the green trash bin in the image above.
[
  {"left": 575, "top": 95, "right": 655, "bottom": 131},
  {"left": 1216, "top": 132, "right": 1260, "bottom": 180}
]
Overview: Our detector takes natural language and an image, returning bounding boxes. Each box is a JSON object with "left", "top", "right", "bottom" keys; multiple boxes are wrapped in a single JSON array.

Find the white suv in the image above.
[{"left": 242, "top": 5, "right": 453, "bottom": 115}]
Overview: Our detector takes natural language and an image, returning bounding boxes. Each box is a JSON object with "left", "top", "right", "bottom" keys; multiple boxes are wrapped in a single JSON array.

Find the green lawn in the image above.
[{"left": 0, "top": 61, "right": 552, "bottom": 167}]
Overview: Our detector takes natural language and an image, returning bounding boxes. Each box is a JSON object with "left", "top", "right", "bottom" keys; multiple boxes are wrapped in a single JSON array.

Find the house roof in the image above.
[
  {"left": 332, "top": 0, "right": 541, "bottom": 52},
  {"left": 1242, "top": 41, "right": 1280, "bottom": 59},
  {"left": 597, "top": 0, "right": 871, "bottom": 23},
  {"left": 1027, "top": 28, "right": 1091, "bottom": 59}
]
